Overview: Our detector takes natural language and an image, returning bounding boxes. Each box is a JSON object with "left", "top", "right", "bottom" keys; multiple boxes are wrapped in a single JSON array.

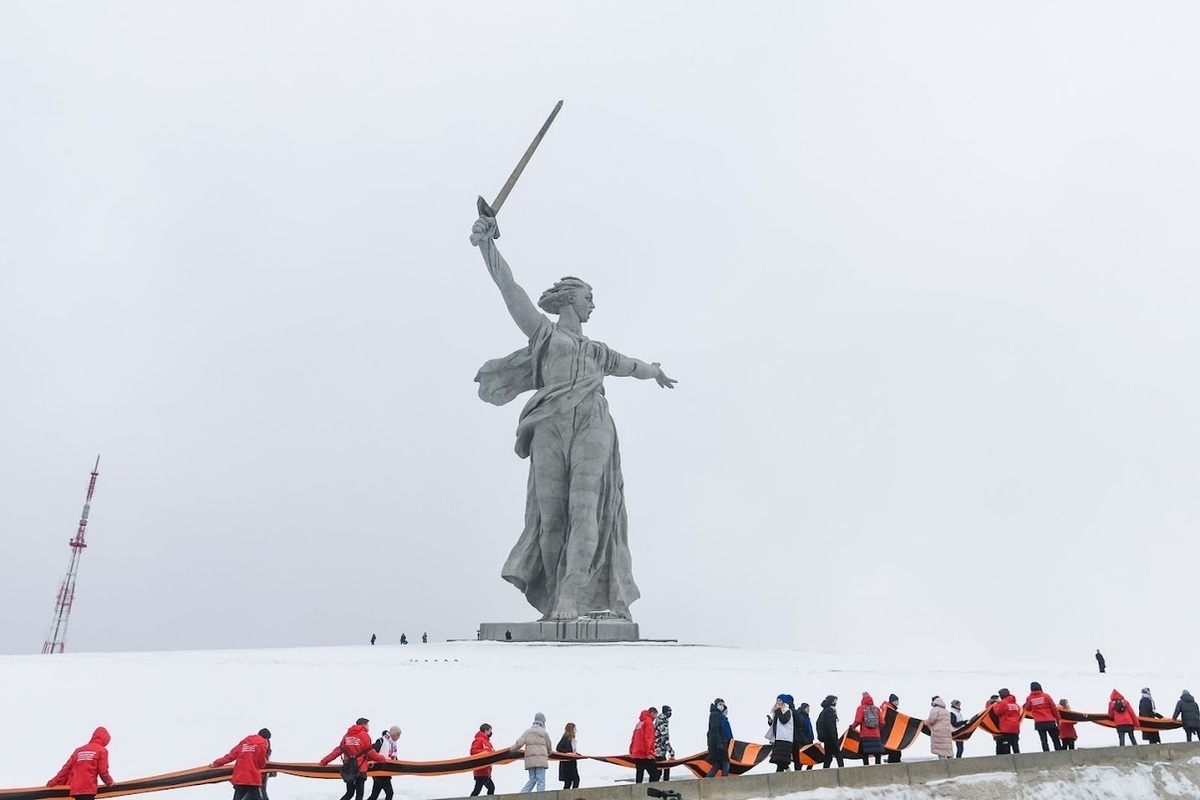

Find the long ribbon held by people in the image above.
[{"left": 3, "top": 709, "right": 1185, "bottom": 799}]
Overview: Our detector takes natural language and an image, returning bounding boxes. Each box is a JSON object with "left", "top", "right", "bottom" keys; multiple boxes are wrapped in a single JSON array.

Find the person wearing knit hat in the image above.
[
  {"left": 511, "top": 714, "right": 553, "bottom": 792},
  {"left": 881, "top": 694, "right": 901, "bottom": 763},
  {"left": 766, "top": 695, "right": 795, "bottom": 771}
]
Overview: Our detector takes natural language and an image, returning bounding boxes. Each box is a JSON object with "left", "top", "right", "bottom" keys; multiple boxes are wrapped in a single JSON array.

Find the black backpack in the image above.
[
  {"left": 339, "top": 747, "right": 362, "bottom": 783},
  {"left": 1114, "top": 699, "right": 1127, "bottom": 714}
]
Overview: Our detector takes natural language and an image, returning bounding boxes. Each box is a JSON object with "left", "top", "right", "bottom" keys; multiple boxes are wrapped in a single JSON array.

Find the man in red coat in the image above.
[
  {"left": 469, "top": 723, "right": 496, "bottom": 796},
  {"left": 629, "top": 708, "right": 660, "bottom": 783},
  {"left": 992, "top": 689, "right": 1023, "bottom": 754},
  {"left": 1023, "top": 682, "right": 1062, "bottom": 752},
  {"left": 319, "top": 718, "right": 388, "bottom": 800},
  {"left": 47, "top": 727, "right": 114, "bottom": 800},
  {"left": 211, "top": 729, "right": 271, "bottom": 800}
]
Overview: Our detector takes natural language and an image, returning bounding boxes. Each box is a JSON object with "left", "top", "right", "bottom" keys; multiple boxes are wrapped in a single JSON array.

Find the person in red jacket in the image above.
[
  {"left": 47, "top": 727, "right": 114, "bottom": 800},
  {"left": 1023, "top": 682, "right": 1062, "bottom": 752},
  {"left": 211, "top": 729, "right": 271, "bottom": 800},
  {"left": 992, "top": 689, "right": 1023, "bottom": 754},
  {"left": 1057, "top": 699, "right": 1078, "bottom": 750},
  {"left": 469, "top": 723, "right": 496, "bottom": 796},
  {"left": 629, "top": 708, "right": 660, "bottom": 783},
  {"left": 851, "top": 693, "right": 885, "bottom": 765},
  {"left": 1109, "top": 690, "right": 1140, "bottom": 746},
  {"left": 319, "top": 718, "right": 388, "bottom": 800}
]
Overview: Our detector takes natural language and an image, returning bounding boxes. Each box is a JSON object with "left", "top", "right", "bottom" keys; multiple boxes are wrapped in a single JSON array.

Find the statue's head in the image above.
[{"left": 538, "top": 276, "right": 593, "bottom": 322}]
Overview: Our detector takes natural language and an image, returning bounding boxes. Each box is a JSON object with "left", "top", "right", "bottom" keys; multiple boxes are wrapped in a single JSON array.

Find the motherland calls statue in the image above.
[{"left": 471, "top": 212, "right": 676, "bottom": 622}]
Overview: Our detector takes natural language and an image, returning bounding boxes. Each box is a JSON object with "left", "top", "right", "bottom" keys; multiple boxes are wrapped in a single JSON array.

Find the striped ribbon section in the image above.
[{"left": 4, "top": 709, "right": 1183, "bottom": 799}]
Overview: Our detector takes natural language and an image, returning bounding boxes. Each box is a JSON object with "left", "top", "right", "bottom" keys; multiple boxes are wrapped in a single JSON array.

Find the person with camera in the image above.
[{"left": 765, "top": 695, "right": 794, "bottom": 772}]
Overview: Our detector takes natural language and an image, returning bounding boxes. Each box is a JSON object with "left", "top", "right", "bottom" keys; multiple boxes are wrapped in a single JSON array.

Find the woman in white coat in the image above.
[{"left": 926, "top": 697, "right": 954, "bottom": 760}]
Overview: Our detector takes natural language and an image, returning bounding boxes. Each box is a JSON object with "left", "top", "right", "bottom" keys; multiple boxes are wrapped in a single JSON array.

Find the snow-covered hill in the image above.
[{"left": 4, "top": 642, "right": 1195, "bottom": 799}]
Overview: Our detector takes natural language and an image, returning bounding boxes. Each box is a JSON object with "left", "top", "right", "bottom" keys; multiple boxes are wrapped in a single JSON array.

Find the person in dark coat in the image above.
[
  {"left": 556, "top": 723, "right": 579, "bottom": 789},
  {"left": 370, "top": 634, "right": 376, "bottom": 645},
  {"left": 1139, "top": 688, "right": 1163, "bottom": 744},
  {"left": 1173, "top": 691, "right": 1200, "bottom": 742},
  {"left": 881, "top": 694, "right": 902, "bottom": 763},
  {"left": 766, "top": 695, "right": 794, "bottom": 772},
  {"left": 1096, "top": 649, "right": 1106, "bottom": 673},
  {"left": 792, "top": 702, "right": 815, "bottom": 771},
  {"left": 949, "top": 700, "right": 967, "bottom": 759},
  {"left": 704, "top": 699, "right": 731, "bottom": 777},
  {"left": 816, "top": 695, "right": 843, "bottom": 769}
]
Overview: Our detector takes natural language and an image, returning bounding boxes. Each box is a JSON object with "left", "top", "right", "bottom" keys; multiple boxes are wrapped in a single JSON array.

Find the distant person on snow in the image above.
[
  {"left": 1172, "top": 691, "right": 1200, "bottom": 742},
  {"left": 704, "top": 698, "right": 732, "bottom": 777},
  {"left": 1108, "top": 690, "right": 1139, "bottom": 746},
  {"left": 556, "top": 722, "right": 580, "bottom": 790},
  {"left": 505, "top": 630, "right": 513, "bottom": 641},
  {"left": 366, "top": 726, "right": 401, "bottom": 800},
  {"left": 630, "top": 708, "right": 660, "bottom": 783},
  {"left": 511, "top": 712, "right": 553, "bottom": 792},
  {"left": 881, "top": 694, "right": 901, "bottom": 763},
  {"left": 1139, "top": 688, "right": 1163, "bottom": 744},
  {"left": 400, "top": 634, "right": 407, "bottom": 645},
  {"left": 1057, "top": 699, "right": 1078, "bottom": 750},
  {"left": 370, "top": 634, "right": 376, "bottom": 646},
  {"left": 422, "top": 633, "right": 428, "bottom": 644},
  {"left": 1096, "top": 649, "right": 1106, "bottom": 673},
  {"left": 47, "top": 727, "right": 114, "bottom": 800},
  {"left": 992, "top": 689, "right": 1022, "bottom": 755},
  {"left": 926, "top": 697, "right": 953, "bottom": 760},
  {"left": 654, "top": 704, "right": 675, "bottom": 780},
  {"left": 766, "top": 694, "right": 795, "bottom": 772},
  {"left": 211, "top": 729, "right": 271, "bottom": 800},
  {"left": 1024, "top": 682, "right": 1062, "bottom": 751},
  {"left": 851, "top": 693, "right": 885, "bottom": 765},
  {"left": 949, "top": 700, "right": 967, "bottom": 758},
  {"left": 793, "top": 702, "right": 815, "bottom": 770},
  {"left": 319, "top": 718, "right": 387, "bottom": 800},
  {"left": 816, "top": 696, "right": 843, "bottom": 769},
  {"left": 469, "top": 723, "right": 496, "bottom": 796}
]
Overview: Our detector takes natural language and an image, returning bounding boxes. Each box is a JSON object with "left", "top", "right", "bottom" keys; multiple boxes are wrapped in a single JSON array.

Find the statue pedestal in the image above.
[{"left": 478, "top": 618, "right": 640, "bottom": 642}]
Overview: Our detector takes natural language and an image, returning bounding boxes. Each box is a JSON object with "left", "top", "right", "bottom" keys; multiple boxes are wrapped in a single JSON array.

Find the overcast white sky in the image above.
[{"left": 2, "top": 2, "right": 1198, "bottom": 670}]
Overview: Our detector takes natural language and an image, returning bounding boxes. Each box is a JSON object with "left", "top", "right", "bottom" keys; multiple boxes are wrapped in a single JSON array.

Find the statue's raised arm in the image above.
[{"left": 470, "top": 214, "right": 543, "bottom": 339}]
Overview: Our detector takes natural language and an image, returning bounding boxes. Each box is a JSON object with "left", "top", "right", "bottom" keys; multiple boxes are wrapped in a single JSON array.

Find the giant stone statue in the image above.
[{"left": 471, "top": 212, "right": 676, "bottom": 622}]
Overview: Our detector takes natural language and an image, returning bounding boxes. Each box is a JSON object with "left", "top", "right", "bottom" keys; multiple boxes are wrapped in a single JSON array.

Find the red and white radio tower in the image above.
[{"left": 42, "top": 456, "right": 101, "bottom": 655}]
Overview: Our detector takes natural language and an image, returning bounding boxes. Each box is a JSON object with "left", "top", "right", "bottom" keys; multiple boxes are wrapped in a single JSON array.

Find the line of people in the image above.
[{"left": 43, "top": 687, "right": 1200, "bottom": 800}]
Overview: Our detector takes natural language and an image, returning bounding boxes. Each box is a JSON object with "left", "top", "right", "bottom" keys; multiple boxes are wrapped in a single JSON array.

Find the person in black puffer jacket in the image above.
[
  {"left": 1173, "top": 691, "right": 1200, "bottom": 742},
  {"left": 816, "top": 695, "right": 843, "bottom": 769},
  {"left": 704, "top": 699, "right": 731, "bottom": 777},
  {"left": 792, "top": 702, "right": 815, "bottom": 771}
]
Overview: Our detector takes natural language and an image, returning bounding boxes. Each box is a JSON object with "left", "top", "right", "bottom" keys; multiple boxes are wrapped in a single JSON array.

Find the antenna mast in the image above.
[{"left": 42, "top": 456, "right": 101, "bottom": 654}]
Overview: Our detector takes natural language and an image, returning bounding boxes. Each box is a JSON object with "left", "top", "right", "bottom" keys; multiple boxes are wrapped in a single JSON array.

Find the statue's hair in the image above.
[{"left": 537, "top": 276, "right": 592, "bottom": 314}]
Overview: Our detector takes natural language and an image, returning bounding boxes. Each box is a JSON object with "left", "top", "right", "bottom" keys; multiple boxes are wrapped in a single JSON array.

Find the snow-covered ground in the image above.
[{"left": 3, "top": 642, "right": 1196, "bottom": 799}]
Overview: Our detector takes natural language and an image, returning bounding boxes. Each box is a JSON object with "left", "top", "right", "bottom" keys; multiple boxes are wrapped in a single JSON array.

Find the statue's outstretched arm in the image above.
[
  {"left": 609, "top": 351, "right": 678, "bottom": 389},
  {"left": 470, "top": 214, "right": 543, "bottom": 339}
]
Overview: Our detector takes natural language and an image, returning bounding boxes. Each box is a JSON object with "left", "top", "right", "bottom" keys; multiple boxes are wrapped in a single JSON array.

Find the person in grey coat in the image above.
[
  {"left": 1173, "top": 691, "right": 1200, "bottom": 742},
  {"left": 511, "top": 713, "right": 553, "bottom": 792}
]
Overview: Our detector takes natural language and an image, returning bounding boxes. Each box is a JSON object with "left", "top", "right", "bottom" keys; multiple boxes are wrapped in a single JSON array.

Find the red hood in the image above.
[
  {"left": 639, "top": 710, "right": 654, "bottom": 724},
  {"left": 860, "top": 694, "right": 875, "bottom": 706},
  {"left": 346, "top": 724, "right": 371, "bottom": 741},
  {"left": 91, "top": 727, "right": 110, "bottom": 747},
  {"left": 1110, "top": 690, "right": 1126, "bottom": 702},
  {"left": 472, "top": 731, "right": 493, "bottom": 748}
]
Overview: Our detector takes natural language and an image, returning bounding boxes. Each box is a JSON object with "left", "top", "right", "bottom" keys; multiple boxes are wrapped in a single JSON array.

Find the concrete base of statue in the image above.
[{"left": 477, "top": 613, "right": 640, "bottom": 643}]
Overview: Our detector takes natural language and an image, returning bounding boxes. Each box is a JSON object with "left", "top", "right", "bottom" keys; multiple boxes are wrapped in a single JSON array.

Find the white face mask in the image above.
[{"left": 717, "top": 704, "right": 726, "bottom": 711}]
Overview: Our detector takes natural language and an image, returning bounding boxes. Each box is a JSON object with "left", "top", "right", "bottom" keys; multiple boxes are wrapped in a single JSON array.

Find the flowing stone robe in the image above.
[{"left": 476, "top": 315, "right": 641, "bottom": 619}]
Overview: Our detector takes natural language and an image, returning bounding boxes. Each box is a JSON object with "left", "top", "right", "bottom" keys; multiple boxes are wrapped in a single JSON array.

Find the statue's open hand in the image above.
[
  {"left": 652, "top": 362, "right": 677, "bottom": 389},
  {"left": 470, "top": 216, "right": 498, "bottom": 247}
]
